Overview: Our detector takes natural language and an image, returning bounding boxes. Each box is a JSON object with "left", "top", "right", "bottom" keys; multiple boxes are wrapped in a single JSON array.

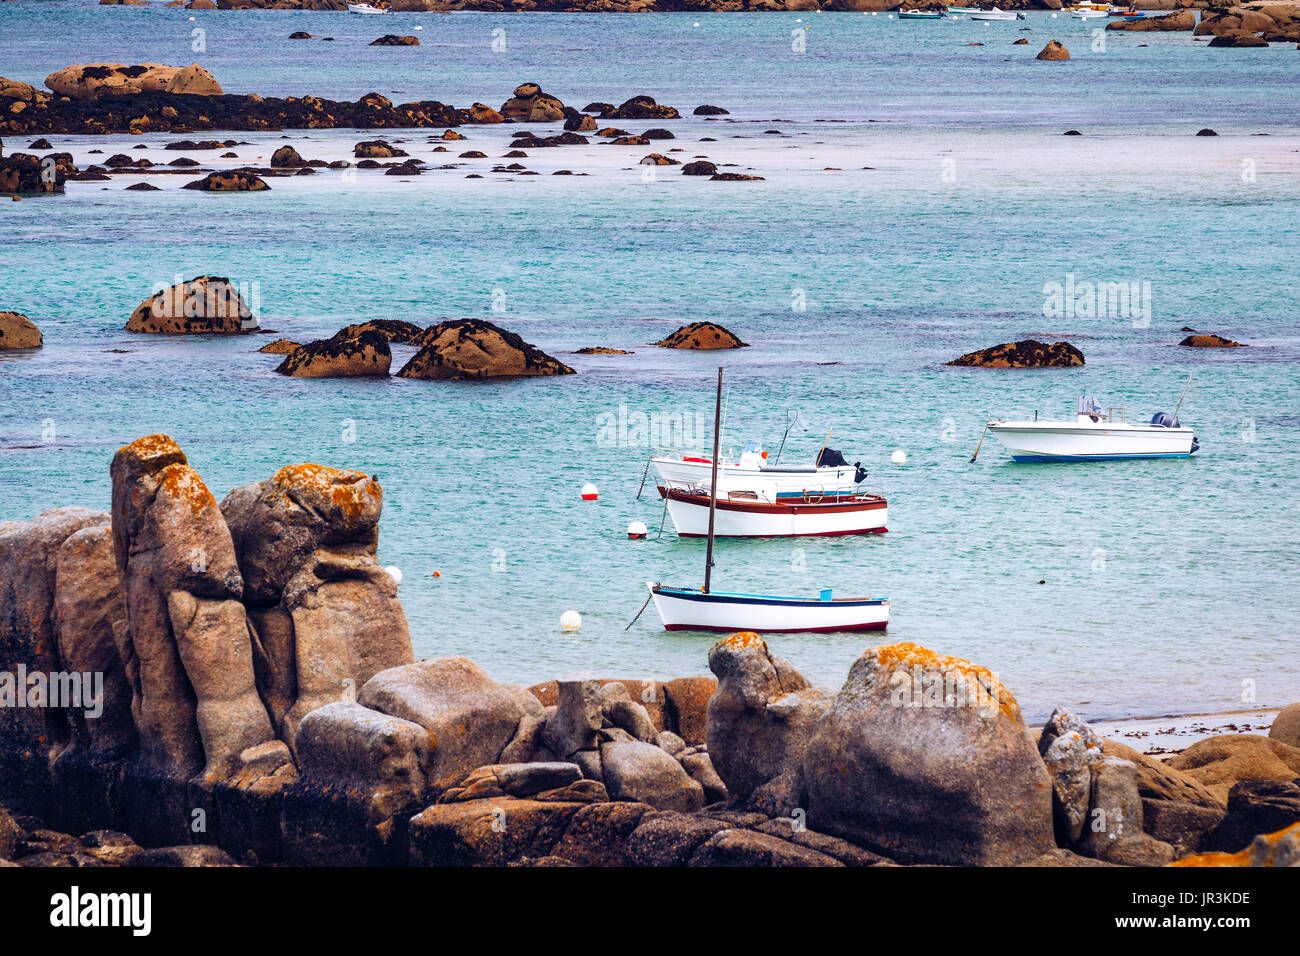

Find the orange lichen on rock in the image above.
[
  {"left": 118, "top": 433, "right": 186, "bottom": 464},
  {"left": 158, "top": 463, "right": 217, "bottom": 516},
  {"left": 1170, "top": 822, "right": 1300, "bottom": 867},
  {"left": 867, "top": 642, "right": 1021, "bottom": 722},
  {"left": 272, "top": 463, "right": 381, "bottom": 525},
  {"left": 717, "top": 631, "right": 766, "bottom": 652}
]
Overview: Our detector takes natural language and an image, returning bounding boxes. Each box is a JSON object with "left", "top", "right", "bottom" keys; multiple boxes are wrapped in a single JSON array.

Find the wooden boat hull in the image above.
[
  {"left": 648, "top": 583, "right": 889, "bottom": 633},
  {"left": 660, "top": 487, "right": 887, "bottom": 538}
]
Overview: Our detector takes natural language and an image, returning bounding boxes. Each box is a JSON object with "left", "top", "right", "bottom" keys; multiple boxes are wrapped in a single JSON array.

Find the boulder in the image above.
[
  {"left": 354, "top": 140, "right": 407, "bottom": 159},
  {"left": 397, "top": 318, "right": 575, "bottom": 380},
  {"left": 599, "top": 740, "right": 705, "bottom": 812},
  {"left": 269, "top": 145, "right": 304, "bottom": 168},
  {"left": 220, "top": 463, "right": 412, "bottom": 752},
  {"left": 332, "top": 319, "right": 423, "bottom": 344},
  {"left": 408, "top": 797, "right": 588, "bottom": 866},
  {"left": 1172, "top": 821, "right": 1300, "bottom": 867},
  {"left": 546, "top": 801, "right": 653, "bottom": 866},
  {"left": 1075, "top": 756, "right": 1175, "bottom": 865},
  {"left": 370, "top": 35, "right": 420, "bottom": 46},
  {"left": 1141, "top": 798, "right": 1225, "bottom": 856},
  {"left": 706, "top": 632, "right": 829, "bottom": 802},
  {"left": 803, "top": 642, "right": 1055, "bottom": 866},
  {"left": 274, "top": 328, "right": 391, "bottom": 379},
  {"left": 256, "top": 338, "right": 299, "bottom": 354},
  {"left": 0, "top": 154, "right": 65, "bottom": 196},
  {"left": 1269, "top": 703, "right": 1300, "bottom": 749},
  {"left": 681, "top": 160, "right": 718, "bottom": 176},
  {"left": 180, "top": 170, "right": 270, "bottom": 192},
  {"left": 1208, "top": 29, "right": 1269, "bottom": 46},
  {"left": 600, "top": 95, "right": 680, "bottom": 120},
  {"left": 654, "top": 321, "right": 748, "bottom": 350},
  {"left": 464, "top": 102, "right": 504, "bottom": 124},
  {"left": 1100, "top": 738, "right": 1222, "bottom": 807},
  {"left": 499, "top": 83, "right": 566, "bottom": 123},
  {"left": 44, "top": 63, "right": 222, "bottom": 101},
  {"left": 1038, "top": 708, "right": 1104, "bottom": 843},
  {"left": 1179, "top": 333, "right": 1244, "bottom": 347},
  {"left": 541, "top": 679, "right": 603, "bottom": 760},
  {"left": 693, "top": 105, "right": 729, "bottom": 115},
  {"left": 126, "top": 276, "right": 255, "bottom": 334},
  {"left": 0, "top": 312, "right": 41, "bottom": 349},
  {"left": 624, "top": 811, "right": 732, "bottom": 866},
  {"left": 1036, "top": 40, "right": 1071, "bottom": 60},
  {"left": 359, "top": 657, "right": 532, "bottom": 794},
  {"left": 680, "top": 751, "right": 728, "bottom": 804},
  {"left": 947, "top": 339, "right": 1084, "bottom": 368},
  {"left": 664, "top": 677, "right": 716, "bottom": 744},
  {"left": 1167, "top": 734, "right": 1300, "bottom": 803},
  {"left": 1205, "top": 779, "right": 1300, "bottom": 853},
  {"left": 282, "top": 701, "right": 429, "bottom": 865},
  {"left": 639, "top": 153, "right": 680, "bottom": 166}
]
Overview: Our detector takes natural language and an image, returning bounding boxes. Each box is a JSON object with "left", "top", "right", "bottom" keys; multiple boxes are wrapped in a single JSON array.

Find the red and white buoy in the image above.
[
  {"left": 627, "top": 521, "right": 648, "bottom": 540},
  {"left": 580, "top": 482, "right": 599, "bottom": 501}
]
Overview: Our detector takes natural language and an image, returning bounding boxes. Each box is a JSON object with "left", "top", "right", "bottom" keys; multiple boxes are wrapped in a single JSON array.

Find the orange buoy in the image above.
[{"left": 432, "top": 570, "right": 441, "bottom": 578}]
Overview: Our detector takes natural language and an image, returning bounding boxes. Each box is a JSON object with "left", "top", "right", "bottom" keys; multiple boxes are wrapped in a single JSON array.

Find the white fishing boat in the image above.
[
  {"left": 1071, "top": 8, "right": 1108, "bottom": 17},
  {"left": 979, "top": 393, "right": 1199, "bottom": 463},
  {"left": 970, "top": 7, "right": 1026, "bottom": 20},
  {"left": 348, "top": 2, "right": 390, "bottom": 13},
  {"left": 648, "top": 442, "right": 865, "bottom": 500},
  {"left": 646, "top": 368, "right": 889, "bottom": 634},
  {"left": 898, "top": 9, "right": 946, "bottom": 18},
  {"left": 659, "top": 486, "right": 888, "bottom": 538}
]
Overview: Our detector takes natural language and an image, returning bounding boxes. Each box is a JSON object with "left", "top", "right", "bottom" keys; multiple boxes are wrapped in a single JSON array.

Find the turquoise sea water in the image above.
[{"left": 2, "top": 2, "right": 1298, "bottom": 721}]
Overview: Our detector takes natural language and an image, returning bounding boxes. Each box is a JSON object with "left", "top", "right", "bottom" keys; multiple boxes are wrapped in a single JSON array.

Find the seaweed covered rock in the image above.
[
  {"left": 269, "top": 145, "right": 304, "bottom": 168},
  {"left": 370, "top": 35, "right": 420, "bottom": 47},
  {"left": 333, "top": 319, "right": 423, "bottom": 344},
  {"left": 0, "top": 154, "right": 65, "bottom": 196},
  {"left": 275, "top": 328, "right": 391, "bottom": 378},
  {"left": 499, "top": 82, "right": 566, "bottom": 123},
  {"left": 947, "top": 339, "right": 1084, "bottom": 368},
  {"left": 0, "top": 311, "right": 42, "bottom": 349},
  {"left": 654, "top": 321, "right": 747, "bottom": 350},
  {"left": 354, "top": 140, "right": 407, "bottom": 159},
  {"left": 599, "top": 95, "right": 680, "bottom": 121},
  {"left": 397, "top": 319, "right": 575, "bottom": 380},
  {"left": 803, "top": 642, "right": 1055, "bottom": 866},
  {"left": 126, "top": 276, "right": 256, "bottom": 334}
]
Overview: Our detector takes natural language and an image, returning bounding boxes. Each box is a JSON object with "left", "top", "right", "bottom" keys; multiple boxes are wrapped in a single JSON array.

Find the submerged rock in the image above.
[
  {"left": 654, "top": 321, "right": 747, "bottom": 350},
  {"left": 397, "top": 318, "right": 575, "bottom": 380},
  {"left": 0, "top": 311, "right": 42, "bottom": 349},
  {"left": 256, "top": 338, "right": 299, "bottom": 354},
  {"left": 947, "top": 339, "right": 1084, "bottom": 368},
  {"left": 126, "top": 276, "right": 255, "bottom": 334},
  {"left": 1036, "top": 40, "right": 1071, "bottom": 60}
]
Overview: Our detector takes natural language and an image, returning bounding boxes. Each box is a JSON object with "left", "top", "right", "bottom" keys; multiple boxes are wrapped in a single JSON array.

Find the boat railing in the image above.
[{"left": 1108, "top": 407, "right": 1126, "bottom": 423}]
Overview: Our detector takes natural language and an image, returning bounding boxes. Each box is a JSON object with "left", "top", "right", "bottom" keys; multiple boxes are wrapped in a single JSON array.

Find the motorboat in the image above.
[
  {"left": 982, "top": 395, "right": 1199, "bottom": 463},
  {"left": 646, "top": 368, "right": 889, "bottom": 634},
  {"left": 659, "top": 486, "right": 888, "bottom": 538},
  {"left": 898, "top": 9, "right": 947, "bottom": 18},
  {"left": 648, "top": 442, "right": 865, "bottom": 500},
  {"left": 348, "top": 3, "right": 391, "bottom": 13},
  {"left": 971, "top": 7, "right": 1026, "bottom": 20}
]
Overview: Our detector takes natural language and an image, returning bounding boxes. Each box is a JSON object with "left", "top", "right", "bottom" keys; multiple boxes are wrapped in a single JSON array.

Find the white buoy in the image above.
[
  {"left": 385, "top": 565, "right": 402, "bottom": 586},
  {"left": 561, "top": 610, "right": 582, "bottom": 632},
  {"left": 581, "top": 482, "right": 598, "bottom": 501},
  {"left": 891, "top": 450, "right": 908, "bottom": 465},
  {"left": 415, "top": 26, "right": 423, "bottom": 30},
  {"left": 628, "top": 521, "right": 648, "bottom": 540},
  {"left": 188, "top": 16, "right": 195, "bottom": 21}
]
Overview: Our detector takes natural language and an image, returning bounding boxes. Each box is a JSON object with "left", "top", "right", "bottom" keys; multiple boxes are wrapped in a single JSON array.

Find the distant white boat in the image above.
[
  {"left": 983, "top": 395, "right": 1199, "bottom": 463},
  {"left": 1072, "top": 9, "right": 1108, "bottom": 17},
  {"left": 348, "top": 3, "right": 390, "bottom": 13},
  {"left": 971, "top": 7, "right": 1025, "bottom": 19},
  {"left": 898, "top": 9, "right": 946, "bottom": 18},
  {"left": 659, "top": 486, "right": 888, "bottom": 538}
]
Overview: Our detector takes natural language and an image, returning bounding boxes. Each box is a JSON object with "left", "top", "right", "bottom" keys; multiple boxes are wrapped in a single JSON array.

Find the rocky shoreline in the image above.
[{"left": 2, "top": 434, "right": 1297, "bottom": 868}]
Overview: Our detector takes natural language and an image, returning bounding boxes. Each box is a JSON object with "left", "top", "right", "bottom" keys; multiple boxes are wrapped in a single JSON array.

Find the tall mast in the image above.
[{"left": 703, "top": 367, "right": 722, "bottom": 594}]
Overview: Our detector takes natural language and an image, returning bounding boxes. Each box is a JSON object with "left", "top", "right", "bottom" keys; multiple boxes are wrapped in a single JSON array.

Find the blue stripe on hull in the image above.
[{"left": 1011, "top": 453, "right": 1193, "bottom": 463}]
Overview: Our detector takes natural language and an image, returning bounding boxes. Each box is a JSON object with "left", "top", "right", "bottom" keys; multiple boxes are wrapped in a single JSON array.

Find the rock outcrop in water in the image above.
[
  {"left": 1180, "top": 333, "right": 1245, "bottom": 348},
  {"left": 126, "top": 276, "right": 256, "bottom": 334},
  {"left": 1107, "top": 9, "right": 1194, "bottom": 30},
  {"left": 397, "top": 319, "right": 576, "bottom": 380},
  {"left": 0, "top": 154, "right": 66, "bottom": 196},
  {"left": 655, "top": 321, "right": 748, "bottom": 350},
  {"left": 0, "top": 311, "right": 42, "bottom": 349},
  {"left": 946, "top": 339, "right": 1084, "bottom": 368},
  {"left": 499, "top": 82, "right": 566, "bottom": 123},
  {"left": 44, "top": 63, "right": 222, "bottom": 101},
  {"left": 1036, "top": 40, "right": 1070, "bottom": 61},
  {"left": 275, "top": 328, "right": 393, "bottom": 378},
  {"left": 181, "top": 170, "right": 272, "bottom": 192}
]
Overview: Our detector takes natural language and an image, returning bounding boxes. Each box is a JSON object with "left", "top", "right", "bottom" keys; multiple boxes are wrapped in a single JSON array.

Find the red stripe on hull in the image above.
[{"left": 663, "top": 622, "right": 888, "bottom": 633}]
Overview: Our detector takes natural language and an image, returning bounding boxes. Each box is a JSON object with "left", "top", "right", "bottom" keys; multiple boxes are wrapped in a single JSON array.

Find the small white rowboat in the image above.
[
  {"left": 659, "top": 486, "right": 888, "bottom": 538},
  {"left": 648, "top": 584, "right": 890, "bottom": 633}
]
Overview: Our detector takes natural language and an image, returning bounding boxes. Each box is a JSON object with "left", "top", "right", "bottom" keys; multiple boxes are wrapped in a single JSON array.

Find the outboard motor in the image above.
[
  {"left": 1150, "top": 411, "right": 1181, "bottom": 428},
  {"left": 853, "top": 462, "right": 868, "bottom": 484}
]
